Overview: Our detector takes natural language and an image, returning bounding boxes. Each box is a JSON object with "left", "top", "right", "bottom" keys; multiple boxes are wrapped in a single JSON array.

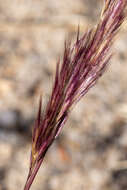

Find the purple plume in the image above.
[{"left": 24, "top": 1, "right": 127, "bottom": 189}]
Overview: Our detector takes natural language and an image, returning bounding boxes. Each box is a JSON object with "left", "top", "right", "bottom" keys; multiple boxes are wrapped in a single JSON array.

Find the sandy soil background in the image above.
[{"left": 0, "top": 0, "right": 127, "bottom": 190}]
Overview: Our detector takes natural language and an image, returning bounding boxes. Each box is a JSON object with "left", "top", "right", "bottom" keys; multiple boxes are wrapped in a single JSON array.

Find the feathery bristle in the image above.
[{"left": 24, "top": 1, "right": 127, "bottom": 190}]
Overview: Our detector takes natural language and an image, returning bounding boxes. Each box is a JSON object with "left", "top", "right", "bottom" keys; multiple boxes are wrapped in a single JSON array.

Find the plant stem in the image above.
[{"left": 24, "top": 159, "right": 43, "bottom": 190}]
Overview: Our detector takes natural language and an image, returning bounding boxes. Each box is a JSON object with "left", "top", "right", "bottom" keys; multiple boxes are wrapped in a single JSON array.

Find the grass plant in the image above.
[{"left": 24, "top": 1, "right": 127, "bottom": 189}]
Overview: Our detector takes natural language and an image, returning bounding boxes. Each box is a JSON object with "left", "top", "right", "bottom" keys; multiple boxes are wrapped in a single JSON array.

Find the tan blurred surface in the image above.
[{"left": 0, "top": 0, "right": 127, "bottom": 190}]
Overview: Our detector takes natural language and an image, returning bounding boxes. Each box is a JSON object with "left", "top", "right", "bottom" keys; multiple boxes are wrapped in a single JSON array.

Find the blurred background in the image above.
[{"left": 0, "top": 0, "right": 127, "bottom": 189}]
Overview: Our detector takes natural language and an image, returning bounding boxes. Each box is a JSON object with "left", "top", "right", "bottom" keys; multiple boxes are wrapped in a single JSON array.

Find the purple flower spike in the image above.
[{"left": 24, "top": 1, "right": 127, "bottom": 190}]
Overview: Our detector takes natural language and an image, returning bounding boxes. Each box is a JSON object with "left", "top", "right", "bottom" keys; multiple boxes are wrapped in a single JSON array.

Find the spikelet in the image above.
[{"left": 24, "top": 1, "right": 127, "bottom": 190}]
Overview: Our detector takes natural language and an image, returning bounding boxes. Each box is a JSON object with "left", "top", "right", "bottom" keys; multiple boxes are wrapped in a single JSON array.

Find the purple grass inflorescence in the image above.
[{"left": 24, "top": 0, "right": 127, "bottom": 189}]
